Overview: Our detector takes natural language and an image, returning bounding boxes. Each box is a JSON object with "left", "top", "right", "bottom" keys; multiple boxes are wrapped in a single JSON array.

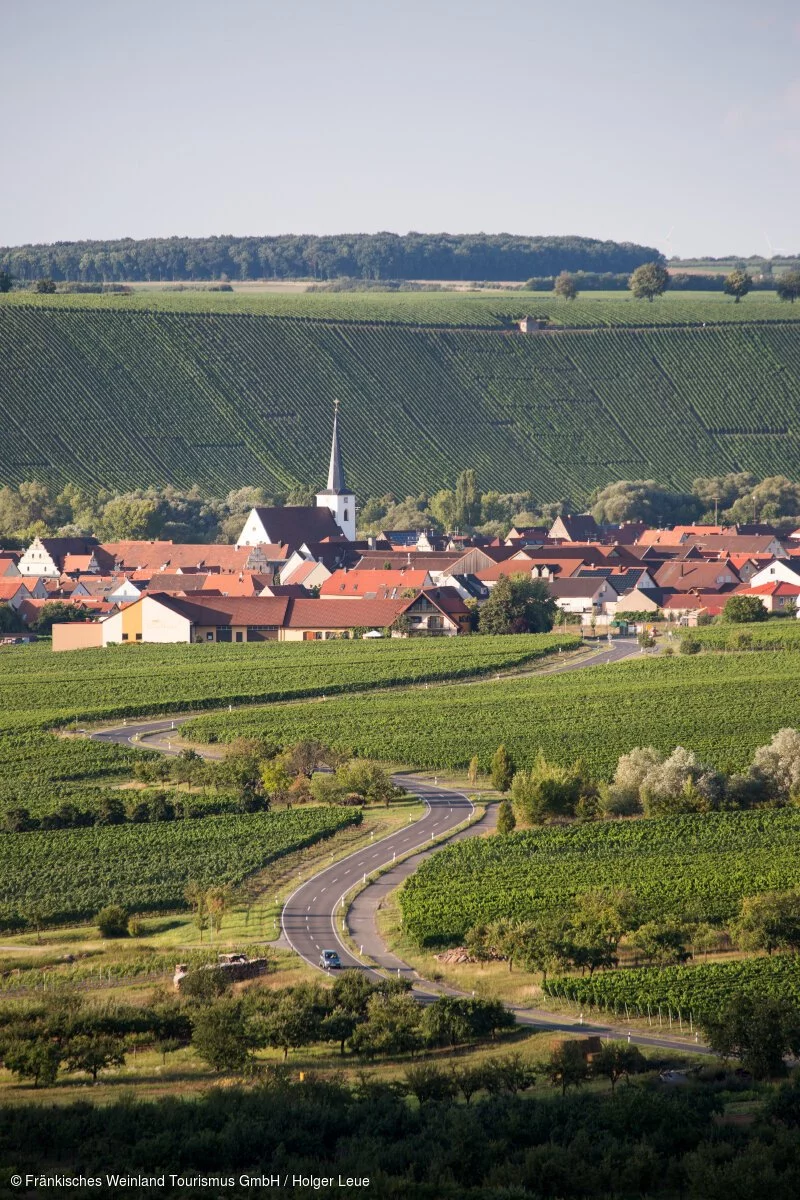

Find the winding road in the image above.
[{"left": 89, "top": 637, "right": 709, "bottom": 1052}]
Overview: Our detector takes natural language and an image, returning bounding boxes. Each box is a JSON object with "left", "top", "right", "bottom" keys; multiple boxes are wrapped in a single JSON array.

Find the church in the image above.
[{"left": 236, "top": 401, "right": 357, "bottom": 551}]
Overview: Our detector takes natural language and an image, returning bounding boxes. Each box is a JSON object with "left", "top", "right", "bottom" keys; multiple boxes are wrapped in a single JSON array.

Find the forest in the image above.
[{"left": 0, "top": 232, "right": 662, "bottom": 284}]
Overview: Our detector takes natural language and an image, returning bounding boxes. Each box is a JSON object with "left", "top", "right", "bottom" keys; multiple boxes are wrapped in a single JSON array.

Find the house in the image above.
[
  {"left": 0, "top": 578, "right": 47, "bottom": 608},
  {"left": 652, "top": 560, "right": 741, "bottom": 593},
  {"left": 18, "top": 537, "right": 100, "bottom": 579},
  {"left": 517, "top": 316, "right": 544, "bottom": 333},
  {"left": 734, "top": 581, "right": 800, "bottom": 613},
  {"left": 679, "top": 533, "right": 787, "bottom": 559},
  {"left": 278, "top": 559, "right": 332, "bottom": 591},
  {"left": 607, "top": 585, "right": 665, "bottom": 616},
  {"left": 319, "top": 568, "right": 432, "bottom": 599},
  {"left": 748, "top": 559, "right": 800, "bottom": 589},
  {"left": 278, "top": 540, "right": 367, "bottom": 585},
  {"left": 0, "top": 553, "right": 21, "bottom": 578},
  {"left": 661, "top": 593, "right": 730, "bottom": 623},
  {"left": 548, "top": 576, "right": 620, "bottom": 620},
  {"left": 101, "top": 594, "right": 292, "bottom": 645},
  {"left": 548, "top": 513, "right": 602, "bottom": 542}
]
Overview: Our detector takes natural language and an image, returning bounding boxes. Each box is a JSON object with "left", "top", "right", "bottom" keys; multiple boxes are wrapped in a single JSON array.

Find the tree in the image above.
[
  {"left": 510, "top": 753, "right": 587, "bottom": 823},
  {"left": 467, "top": 756, "right": 479, "bottom": 786},
  {"left": 0, "top": 269, "right": 13, "bottom": 293},
  {"left": 776, "top": 269, "right": 800, "bottom": 303},
  {"left": 751, "top": 728, "right": 800, "bottom": 800},
  {"left": 547, "top": 1040, "right": 589, "bottom": 1094},
  {"left": 259, "top": 987, "right": 325, "bottom": 1060},
  {"left": 496, "top": 799, "right": 516, "bottom": 834},
  {"left": 338, "top": 759, "right": 402, "bottom": 806},
  {"left": 629, "top": 262, "right": 669, "bottom": 301},
  {"left": 96, "top": 905, "right": 129, "bottom": 938},
  {"left": 348, "top": 991, "right": 421, "bottom": 1058},
  {"left": 64, "top": 1034, "right": 125, "bottom": 1082},
  {"left": 391, "top": 612, "right": 415, "bottom": 636},
  {"left": 206, "top": 884, "right": 232, "bottom": 939},
  {"left": 590, "top": 479, "right": 700, "bottom": 525},
  {"left": 31, "top": 601, "right": 93, "bottom": 635},
  {"left": 454, "top": 469, "right": 480, "bottom": 528},
  {"left": 192, "top": 1000, "right": 253, "bottom": 1072},
  {"left": 723, "top": 595, "right": 768, "bottom": 624},
  {"left": 403, "top": 1063, "right": 457, "bottom": 1104},
  {"left": 554, "top": 271, "right": 578, "bottom": 300},
  {"left": 724, "top": 268, "right": 753, "bottom": 303},
  {"left": 481, "top": 1052, "right": 536, "bottom": 1094},
  {"left": 478, "top": 574, "right": 558, "bottom": 635},
  {"left": 629, "top": 921, "right": 691, "bottom": 967},
  {"left": 699, "top": 994, "right": 800, "bottom": 1078},
  {"left": 592, "top": 1042, "right": 646, "bottom": 1092},
  {"left": 4, "top": 1036, "right": 61, "bottom": 1087},
  {"left": 33, "top": 278, "right": 57, "bottom": 293},
  {"left": 320, "top": 1008, "right": 357, "bottom": 1056},
  {"left": 185, "top": 881, "right": 209, "bottom": 942},
  {"left": 490, "top": 744, "right": 514, "bottom": 793},
  {"left": 734, "top": 891, "right": 800, "bottom": 955}
]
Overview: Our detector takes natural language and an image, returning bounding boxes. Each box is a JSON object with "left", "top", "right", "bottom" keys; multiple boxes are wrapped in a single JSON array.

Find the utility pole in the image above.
[{"left": 713, "top": 494, "right": 719, "bottom": 525}]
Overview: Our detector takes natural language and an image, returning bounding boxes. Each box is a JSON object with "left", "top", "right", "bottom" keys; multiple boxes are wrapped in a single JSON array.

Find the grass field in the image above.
[
  {"left": 183, "top": 649, "right": 800, "bottom": 778},
  {"left": 3, "top": 295, "right": 800, "bottom": 498}
]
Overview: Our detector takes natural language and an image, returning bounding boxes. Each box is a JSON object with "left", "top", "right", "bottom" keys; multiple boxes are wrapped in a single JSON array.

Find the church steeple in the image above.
[
  {"left": 316, "top": 400, "right": 356, "bottom": 540},
  {"left": 326, "top": 398, "right": 347, "bottom": 494}
]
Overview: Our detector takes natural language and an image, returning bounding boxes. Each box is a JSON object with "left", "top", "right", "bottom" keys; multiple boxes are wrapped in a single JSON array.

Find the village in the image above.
[{"left": 1, "top": 406, "right": 800, "bottom": 648}]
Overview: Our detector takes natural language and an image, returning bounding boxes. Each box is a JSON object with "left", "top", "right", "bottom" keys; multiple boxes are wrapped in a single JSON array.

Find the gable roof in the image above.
[
  {"left": 145, "top": 593, "right": 291, "bottom": 627},
  {"left": 548, "top": 577, "right": 620, "bottom": 599},
  {"left": 549, "top": 513, "right": 601, "bottom": 541},
  {"left": 653, "top": 560, "right": 741, "bottom": 592},
  {"left": 249, "top": 507, "right": 346, "bottom": 550},
  {"left": 320, "top": 569, "right": 431, "bottom": 598},
  {"left": 283, "top": 597, "right": 407, "bottom": 629}
]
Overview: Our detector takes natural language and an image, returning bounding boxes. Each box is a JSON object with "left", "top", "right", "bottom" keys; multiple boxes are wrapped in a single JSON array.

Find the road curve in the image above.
[{"left": 86, "top": 638, "right": 708, "bottom": 1053}]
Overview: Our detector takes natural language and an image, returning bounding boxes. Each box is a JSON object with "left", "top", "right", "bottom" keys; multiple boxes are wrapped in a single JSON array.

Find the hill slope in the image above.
[{"left": 3, "top": 301, "right": 800, "bottom": 500}]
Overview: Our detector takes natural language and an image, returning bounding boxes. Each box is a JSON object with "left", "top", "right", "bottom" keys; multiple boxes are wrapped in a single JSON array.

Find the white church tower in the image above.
[{"left": 316, "top": 400, "right": 356, "bottom": 540}]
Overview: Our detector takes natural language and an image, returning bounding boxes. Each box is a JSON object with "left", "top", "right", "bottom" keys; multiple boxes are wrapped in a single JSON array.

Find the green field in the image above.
[
  {"left": 0, "top": 805, "right": 360, "bottom": 926},
  {"left": 0, "top": 634, "right": 578, "bottom": 735},
  {"left": 183, "top": 649, "right": 800, "bottom": 778},
  {"left": 3, "top": 296, "right": 800, "bottom": 498},
  {"left": 545, "top": 955, "right": 800, "bottom": 1020},
  {"left": 399, "top": 809, "right": 800, "bottom": 945}
]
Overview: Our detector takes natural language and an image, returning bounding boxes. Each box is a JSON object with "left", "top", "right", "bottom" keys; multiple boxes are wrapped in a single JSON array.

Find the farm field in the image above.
[
  {"left": 0, "top": 634, "right": 578, "bottom": 735},
  {"left": 1, "top": 287, "right": 795, "bottom": 327},
  {"left": 183, "top": 649, "right": 800, "bottom": 778},
  {"left": 0, "top": 805, "right": 360, "bottom": 926},
  {"left": 544, "top": 955, "right": 800, "bottom": 1021},
  {"left": 399, "top": 809, "right": 800, "bottom": 946},
  {"left": 3, "top": 299, "right": 800, "bottom": 498}
]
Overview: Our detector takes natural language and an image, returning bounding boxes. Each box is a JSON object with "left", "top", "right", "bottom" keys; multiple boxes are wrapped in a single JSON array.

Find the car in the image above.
[{"left": 319, "top": 949, "right": 342, "bottom": 970}]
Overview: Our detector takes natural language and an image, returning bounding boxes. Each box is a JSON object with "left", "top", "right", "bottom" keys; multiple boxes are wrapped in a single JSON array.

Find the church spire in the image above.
[{"left": 326, "top": 399, "right": 347, "bottom": 494}]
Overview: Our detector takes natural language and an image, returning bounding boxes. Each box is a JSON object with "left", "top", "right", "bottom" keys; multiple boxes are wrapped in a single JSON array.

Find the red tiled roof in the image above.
[
  {"left": 0, "top": 579, "right": 30, "bottom": 600},
  {"left": 736, "top": 582, "right": 800, "bottom": 597},
  {"left": 320, "top": 569, "right": 431, "bottom": 597},
  {"left": 283, "top": 597, "right": 407, "bottom": 629}
]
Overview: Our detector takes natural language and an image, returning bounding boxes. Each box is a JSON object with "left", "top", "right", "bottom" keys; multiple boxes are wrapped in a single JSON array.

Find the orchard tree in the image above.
[
  {"left": 629, "top": 262, "right": 669, "bottom": 301},
  {"left": 64, "top": 1035, "right": 125, "bottom": 1083},
  {"left": 4, "top": 1037, "right": 61, "bottom": 1088},
  {"left": 593, "top": 1042, "right": 646, "bottom": 1092},
  {"left": 700, "top": 994, "right": 800, "bottom": 1078},
  {"left": 776, "top": 269, "right": 800, "bottom": 303},
  {"left": 554, "top": 271, "right": 578, "bottom": 300},
  {"left": 547, "top": 1040, "right": 589, "bottom": 1095},
  {"left": 192, "top": 1000, "right": 253, "bottom": 1072},
  {"left": 734, "top": 891, "right": 800, "bottom": 955},
  {"left": 724, "top": 269, "right": 753, "bottom": 303}
]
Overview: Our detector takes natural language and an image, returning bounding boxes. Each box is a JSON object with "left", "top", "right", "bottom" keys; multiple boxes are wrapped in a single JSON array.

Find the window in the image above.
[
  {"left": 135, "top": 633, "right": 142, "bottom": 641},
  {"left": 235, "top": 631, "right": 243, "bottom": 642},
  {"left": 121, "top": 633, "right": 129, "bottom": 642},
  {"left": 344, "top": 508, "right": 349, "bottom": 522},
  {"left": 206, "top": 632, "right": 214, "bottom": 641}
]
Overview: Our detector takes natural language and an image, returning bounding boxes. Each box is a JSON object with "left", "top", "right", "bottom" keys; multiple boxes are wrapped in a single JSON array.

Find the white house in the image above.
[{"left": 748, "top": 559, "right": 800, "bottom": 589}]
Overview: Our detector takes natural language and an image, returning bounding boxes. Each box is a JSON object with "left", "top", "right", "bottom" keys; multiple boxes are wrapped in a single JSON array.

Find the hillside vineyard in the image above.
[{"left": 3, "top": 304, "right": 800, "bottom": 500}]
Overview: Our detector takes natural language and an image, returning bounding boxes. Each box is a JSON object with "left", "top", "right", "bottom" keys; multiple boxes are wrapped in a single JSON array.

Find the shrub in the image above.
[{"left": 96, "top": 904, "right": 129, "bottom": 938}]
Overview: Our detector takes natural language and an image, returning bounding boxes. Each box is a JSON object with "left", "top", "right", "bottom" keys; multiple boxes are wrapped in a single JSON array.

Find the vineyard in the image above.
[
  {"left": 0, "top": 634, "right": 578, "bottom": 735},
  {"left": 679, "top": 622, "right": 800, "bottom": 652},
  {"left": 399, "top": 809, "right": 800, "bottom": 946},
  {"left": 0, "top": 806, "right": 360, "bottom": 926},
  {"left": 184, "top": 648, "right": 800, "bottom": 777},
  {"left": 3, "top": 299, "right": 800, "bottom": 498},
  {"left": 544, "top": 955, "right": 800, "bottom": 1021}
]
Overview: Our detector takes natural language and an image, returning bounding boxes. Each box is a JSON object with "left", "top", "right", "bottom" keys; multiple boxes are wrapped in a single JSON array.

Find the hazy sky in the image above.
[{"left": 2, "top": 0, "right": 799, "bottom": 257}]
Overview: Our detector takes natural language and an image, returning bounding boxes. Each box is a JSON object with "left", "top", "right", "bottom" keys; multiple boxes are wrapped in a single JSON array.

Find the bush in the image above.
[
  {"left": 680, "top": 637, "right": 701, "bottom": 655},
  {"left": 96, "top": 904, "right": 129, "bottom": 938},
  {"left": 724, "top": 595, "right": 769, "bottom": 624}
]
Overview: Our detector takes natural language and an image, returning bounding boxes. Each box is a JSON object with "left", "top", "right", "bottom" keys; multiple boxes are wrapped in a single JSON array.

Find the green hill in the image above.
[{"left": 3, "top": 295, "right": 800, "bottom": 500}]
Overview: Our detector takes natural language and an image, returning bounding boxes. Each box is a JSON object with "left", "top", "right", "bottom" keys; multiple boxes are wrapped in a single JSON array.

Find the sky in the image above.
[{"left": 2, "top": 0, "right": 799, "bottom": 258}]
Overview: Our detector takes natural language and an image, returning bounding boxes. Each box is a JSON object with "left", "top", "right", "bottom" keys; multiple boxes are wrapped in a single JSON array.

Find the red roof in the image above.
[
  {"left": 320, "top": 569, "right": 431, "bottom": 598},
  {"left": 0, "top": 579, "right": 30, "bottom": 600},
  {"left": 283, "top": 597, "right": 407, "bottom": 629},
  {"left": 736, "top": 582, "right": 800, "bottom": 597}
]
